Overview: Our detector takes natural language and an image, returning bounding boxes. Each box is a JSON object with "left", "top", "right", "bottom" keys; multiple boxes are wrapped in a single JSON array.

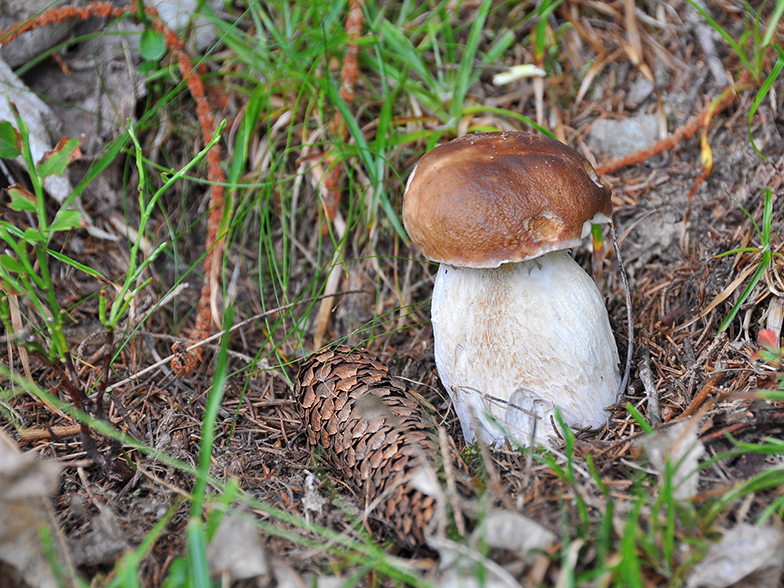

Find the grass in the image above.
[
  {"left": 0, "top": 109, "right": 81, "bottom": 365},
  {"left": 686, "top": 0, "right": 784, "bottom": 160},
  {"left": 1, "top": 0, "right": 784, "bottom": 586},
  {"left": 713, "top": 188, "right": 776, "bottom": 333}
]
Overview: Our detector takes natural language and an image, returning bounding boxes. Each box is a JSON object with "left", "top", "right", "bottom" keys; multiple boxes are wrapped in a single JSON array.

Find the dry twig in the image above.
[
  {"left": 639, "top": 345, "right": 661, "bottom": 426},
  {"left": 596, "top": 79, "right": 745, "bottom": 176}
]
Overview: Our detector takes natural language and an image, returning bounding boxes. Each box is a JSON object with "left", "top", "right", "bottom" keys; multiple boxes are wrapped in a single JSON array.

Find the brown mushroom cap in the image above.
[{"left": 402, "top": 132, "right": 613, "bottom": 268}]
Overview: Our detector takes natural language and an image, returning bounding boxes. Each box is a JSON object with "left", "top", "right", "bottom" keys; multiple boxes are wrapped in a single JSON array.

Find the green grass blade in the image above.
[
  {"left": 685, "top": 0, "right": 752, "bottom": 71},
  {"left": 482, "top": 29, "right": 515, "bottom": 70},
  {"left": 714, "top": 246, "right": 762, "bottom": 257},
  {"left": 534, "top": 0, "right": 552, "bottom": 61},
  {"left": 461, "top": 105, "right": 554, "bottom": 136},
  {"left": 626, "top": 402, "right": 654, "bottom": 434},
  {"left": 228, "top": 85, "right": 267, "bottom": 194},
  {"left": 748, "top": 47, "right": 784, "bottom": 160},
  {"left": 761, "top": 188, "right": 773, "bottom": 244},
  {"left": 719, "top": 190, "right": 773, "bottom": 331},
  {"left": 718, "top": 250, "right": 769, "bottom": 331},
  {"left": 186, "top": 518, "right": 210, "bottom": 588},
  {"left": 756, "top": 492, "right": 784, "bottom": 525},
  {"left": 322, "top": 78, "right": 407, "bottom": 240},
  {"left": 47, "top": 250, "right": 109, "bottom": 282},
  {"left": 108, "top": 503, "right": 179, "bottom": 588},
  {"left": 190, "top": 305, "right": 234, "bottom": 518},
  {"left": 450, "top": 0, "right": 492, "bottom": 121},
  {"left": 376, "top": 20, "right": 441, "bottom": 95},
  {"left": 762, "top": 0, "right": 784, "bottom": 48},
  {"left": 617, "top": 497, "right": 644, "bottom": 588}
]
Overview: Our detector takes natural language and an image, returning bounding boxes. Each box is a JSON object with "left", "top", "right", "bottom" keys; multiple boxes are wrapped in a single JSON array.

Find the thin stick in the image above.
[
  {"left": 595, "top": 81, "right": 743, "bottom": 176},
  {"left": 438, "top": 426, "right": 465, "bottom": 537},
  {"left": 107, "top": 291, "right": 362, "bottom": 390},
  {"left": 19, "top": 424, "right": 83, "bottom": 441},
  {"left": 681, "top": 370, "right": 723, "bottom": 419},
  {"left": 639, "top": 345, "right": 660, "bottom": 427},
  {"left": 612, "top": 221, "right": 634, "bottom": 402}
]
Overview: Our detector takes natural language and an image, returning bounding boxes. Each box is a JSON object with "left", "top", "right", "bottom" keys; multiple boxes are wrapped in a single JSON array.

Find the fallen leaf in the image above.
[
  {"left": 0, "top": 433, "right": 68, "bottom": 588},
  {"left": 470, "top": 509, "right": 556, "bottom": 563},
  {"left": 69, "top": 508, "right": 128, "bottom": 567},
  {"left": 0, "top": 59, "right": 73, "bottom": 203},
  {"left": 686, "top": 523, "right": 784, "bottom": 588},
  {"left": 638, "top": 418, "right": 705, "bottom": 501},
  {"left": 757, "top": 328, "right": 779, "bottom": 350},
  {"left": 207, "top": 512, "right": 270, "bottom": 583},
  {"left": 302, "top": 472, "right": 327, "bottom": 517}
]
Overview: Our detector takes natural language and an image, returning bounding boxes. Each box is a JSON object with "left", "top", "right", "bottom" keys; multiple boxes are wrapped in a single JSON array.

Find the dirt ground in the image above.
[{"left": 2, "top": 0, "right": 784, "bottom": 586}]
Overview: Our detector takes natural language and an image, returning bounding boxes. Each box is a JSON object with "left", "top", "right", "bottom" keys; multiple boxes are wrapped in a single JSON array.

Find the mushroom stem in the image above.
[{"left": 431, "top": 250, "right": 620, "bottom": 447}]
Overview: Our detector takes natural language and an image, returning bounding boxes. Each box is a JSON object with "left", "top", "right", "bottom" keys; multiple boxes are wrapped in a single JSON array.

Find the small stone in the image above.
[
  {"left": 625, "top": 77, "right": 655, "bottom": 109},
  {"left": 589, "top": 114, "right": 659, "bottom": 158}
]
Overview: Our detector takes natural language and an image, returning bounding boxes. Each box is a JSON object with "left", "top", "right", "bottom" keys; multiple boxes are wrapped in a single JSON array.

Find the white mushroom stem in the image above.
[{"left": 431, "top": 250, "right": 620, "bottom": 447}]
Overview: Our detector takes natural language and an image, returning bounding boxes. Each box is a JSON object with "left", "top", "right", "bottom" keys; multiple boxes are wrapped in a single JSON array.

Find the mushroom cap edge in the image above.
[{"left": 402, "top": 132, "right": 613, "bottom": 268}]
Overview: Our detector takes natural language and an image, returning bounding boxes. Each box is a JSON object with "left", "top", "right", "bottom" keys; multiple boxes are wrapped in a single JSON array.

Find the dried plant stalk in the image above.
[
  {"left": 596, "top": 76, "right": 747, "bottom": 176},
  {"left": 295, "top": 345, "right": 439, "bottom": 547},
  {"left": 319, "top": 0, "right": 365, "bottom": 227}
]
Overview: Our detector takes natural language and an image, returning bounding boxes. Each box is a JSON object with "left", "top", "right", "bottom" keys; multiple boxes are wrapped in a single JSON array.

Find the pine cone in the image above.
[{"left": 295, "top": 345, "right": 439, "bottom": 548}]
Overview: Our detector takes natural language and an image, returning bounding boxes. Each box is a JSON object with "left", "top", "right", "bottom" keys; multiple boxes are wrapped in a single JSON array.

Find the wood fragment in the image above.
[
  {"left": 639, "top": 345, "right": 661, "bottom": 427},
  {"left": 681, "top": 369, "right": 724, "bottom": 419},
  {"left": 596, "top": 82, "right": 741, "bottom": 176},
  {"left": 19, "top": 425, "right": 82, "bottom": 441}
]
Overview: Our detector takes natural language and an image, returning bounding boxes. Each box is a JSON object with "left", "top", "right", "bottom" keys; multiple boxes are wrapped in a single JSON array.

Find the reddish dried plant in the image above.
[
  {"left": 597, "top": 71, "right": 752, "bottom": 178},
  {"left": 319, "top": 0, "right": 364, "bottom": 233}
]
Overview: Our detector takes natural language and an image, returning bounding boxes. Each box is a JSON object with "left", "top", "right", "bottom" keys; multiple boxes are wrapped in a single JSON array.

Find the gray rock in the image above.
[
  {"left": 589, "top": 114, "right": 659, "bottom": 158},
  {"left": 626, "top": 77, "right": 655, "bottom": 109}
]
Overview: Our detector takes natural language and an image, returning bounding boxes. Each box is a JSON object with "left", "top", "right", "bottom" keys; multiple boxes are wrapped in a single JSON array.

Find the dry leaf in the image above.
[
  {"left": 0, "top": 59, "right": 73, "bottom": 203},
  {"left": 207, "top": 512, "right": 270, "bottom": 583},
  {"left": 0, "top": 434, "right": 67, "bottom": 588},
  {"left": 302, "top": 472, "right": 327, "bottom": 517},
  {"left": 470, "top": 509, "right": 556, "bottom": 563},
  {"left": 69, "top": 508, "right": 128, "bottom": 567},
  {"left": 638, "top": 419, "right": 705, "bottom": 501},
  {"left": 686, "top": 523, "right": 784, "bottom": 588}
]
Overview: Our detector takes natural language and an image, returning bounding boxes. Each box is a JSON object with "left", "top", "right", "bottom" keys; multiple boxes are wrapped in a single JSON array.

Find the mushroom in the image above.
[{"left": 402, "top": 132, "right": 620, "bottom": 447}]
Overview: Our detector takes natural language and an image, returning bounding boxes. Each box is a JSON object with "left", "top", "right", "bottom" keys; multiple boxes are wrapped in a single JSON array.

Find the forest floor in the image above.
[{"left": 2, "top": 1, "right": 784, "bottom": 586}]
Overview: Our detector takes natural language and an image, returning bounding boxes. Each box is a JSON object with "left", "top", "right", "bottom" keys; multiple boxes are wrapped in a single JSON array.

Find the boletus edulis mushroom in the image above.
[{"left": 403, "top": 132, "right": 620, "bottom": 447}]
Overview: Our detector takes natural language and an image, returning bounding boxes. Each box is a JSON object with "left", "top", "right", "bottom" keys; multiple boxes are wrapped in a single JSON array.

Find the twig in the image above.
[
  {"left": 108, "top": 291, "right": 362, "bottom": 390},
  {"left": 596, "top": 82, "right": 740, "bottom": 176},
  {"left": 681, "top": 369, "right": 723, "bottom": 419},
  {"left": 698, "top": 407, "right": 784, "bottom": 444},
  {"left": 438, "top": 426, "right": 466, "bottom": 537},
  {"left": 638, "top": 345, "right": 660, "bottom": 427},
  {"left": 612, "top": 221, "right": 634, "bottom": 402},
  {"left": 19, "top": 424, "right": 82, "bottom": 441}
]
